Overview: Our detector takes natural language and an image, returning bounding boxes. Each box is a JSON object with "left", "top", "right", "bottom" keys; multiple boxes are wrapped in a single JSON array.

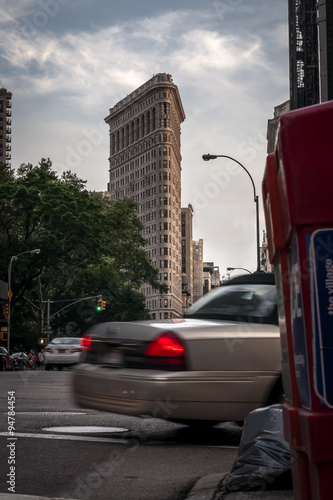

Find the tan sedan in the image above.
[{"left": 72, "top": 273, "right": 282, "bottom": 424}]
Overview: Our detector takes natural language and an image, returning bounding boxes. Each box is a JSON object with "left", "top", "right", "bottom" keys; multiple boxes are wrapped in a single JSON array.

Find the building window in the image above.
[{"left": 164, "top": 272, "right": 168, "bottom": 280}]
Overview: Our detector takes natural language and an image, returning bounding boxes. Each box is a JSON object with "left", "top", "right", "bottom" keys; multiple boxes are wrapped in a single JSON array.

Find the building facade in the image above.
[
  {"left": 192, "top": 239, "right": 204, "bottom": 303},
  {"left": 0, "top": 88, "right": 12, "bottom": 167},
  {"left": 181, "top": 204, "right": 194, "bottom": 312},
  {"left": 317, "top": 0, "right": 333, "bottom": 101},
  {"left": 288, "top": 0, "right": 319, "bottom": 109},
  {"left": 203, "top": 262, "right": 220, "bottom": 294},
  {"left": 105, "top": 74, "right": 186, "bottom": 319}
]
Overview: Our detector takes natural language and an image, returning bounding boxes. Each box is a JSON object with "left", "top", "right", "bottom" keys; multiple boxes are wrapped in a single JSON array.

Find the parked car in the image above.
[
  {"left": 0, "top": 347, "right": 15, "bottom": 371},
  {"left": 44, "top": 337, "right": 85, "bottom": 370},
  {"left": 11, "top": 352, "right": 35, "bottom": 370},
  {"left": 72, "top": 273, "right": 282, "bottom": 424}
]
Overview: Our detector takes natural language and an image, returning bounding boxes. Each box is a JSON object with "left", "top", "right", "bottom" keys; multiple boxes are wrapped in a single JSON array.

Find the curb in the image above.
[{"left": 185, "top": 473, "right": 227, "bottom": 500}]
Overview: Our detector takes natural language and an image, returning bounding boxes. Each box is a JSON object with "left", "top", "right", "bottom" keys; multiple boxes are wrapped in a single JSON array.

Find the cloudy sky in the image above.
[{"left": 0, "top": 0, "right": 289, "bottom": 276}]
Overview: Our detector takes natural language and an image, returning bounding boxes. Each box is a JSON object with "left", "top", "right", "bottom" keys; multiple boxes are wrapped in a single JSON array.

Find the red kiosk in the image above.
[{"left": 262, "top": 100, "right": 333, "bottom": 500}]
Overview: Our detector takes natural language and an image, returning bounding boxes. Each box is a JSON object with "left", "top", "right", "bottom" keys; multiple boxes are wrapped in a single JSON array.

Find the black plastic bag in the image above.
[{"left": 225, "top": 404, "right": 292, "bottom": 492}]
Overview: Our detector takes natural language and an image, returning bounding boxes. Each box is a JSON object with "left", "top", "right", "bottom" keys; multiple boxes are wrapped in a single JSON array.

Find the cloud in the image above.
[{"left": 0, "top": 0, "right": 289, "bottom": 271}]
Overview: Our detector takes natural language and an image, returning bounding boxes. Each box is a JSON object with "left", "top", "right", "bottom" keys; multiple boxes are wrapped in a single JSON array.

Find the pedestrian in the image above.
[
  {"left": 38, "top": 349, "right": 45, "bottom": 369},
  {"left": 28, "top": 349, "right": 37, "bottom": 370}
]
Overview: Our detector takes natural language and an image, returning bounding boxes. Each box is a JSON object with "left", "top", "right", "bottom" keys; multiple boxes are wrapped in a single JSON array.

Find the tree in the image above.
[{"left": 0, "top": 159, "right": 166, "bottom": 349}]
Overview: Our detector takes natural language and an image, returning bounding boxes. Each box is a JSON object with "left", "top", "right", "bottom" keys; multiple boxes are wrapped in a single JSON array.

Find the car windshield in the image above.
[
  {"left": 184, "top": 284, "right": 277, "bottom": 324},
  {"left": 51, "top": 338, "right": 80, "bottom": 345}
]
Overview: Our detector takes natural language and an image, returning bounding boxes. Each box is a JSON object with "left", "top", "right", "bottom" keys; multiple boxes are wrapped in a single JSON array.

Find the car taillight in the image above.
[
  {"left": 145, "top": 332, "right": 185, "bottom": 369},
  {"left": 45, "top": 347, "right": 52, "bottom": 353},
  {"left": 80, "top": 335, "right": 92, "bottom": 352},
  {"left": 71, "top": 348, "right": 81, "bottom": 353}
]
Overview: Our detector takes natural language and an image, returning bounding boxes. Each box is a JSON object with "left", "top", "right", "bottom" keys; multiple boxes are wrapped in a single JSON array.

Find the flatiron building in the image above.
[{"left": 105, "top": 74, "right": 186, "bottom": 319}]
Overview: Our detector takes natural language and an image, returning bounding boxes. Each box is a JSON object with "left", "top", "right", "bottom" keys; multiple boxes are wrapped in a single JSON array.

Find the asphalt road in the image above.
[{"left": 0, "top": 370, "right": 242, "bottom": 500}]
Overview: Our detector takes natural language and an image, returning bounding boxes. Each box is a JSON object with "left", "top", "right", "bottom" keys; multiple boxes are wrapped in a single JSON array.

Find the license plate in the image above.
[
  {"left": 58, "top": 349, "right": 66, "bottom": 353},
  {"left": 102, "top": 350, "right": 123, "bottom": 366}
]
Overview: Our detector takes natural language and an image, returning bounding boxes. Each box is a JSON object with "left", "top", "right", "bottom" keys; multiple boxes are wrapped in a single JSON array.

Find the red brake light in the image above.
[
  {"left": 80, "top": 335, "right": 92, "bottom": 351},
  {"left": 146, "top": 332, "right": 185, "bottom": 358}
]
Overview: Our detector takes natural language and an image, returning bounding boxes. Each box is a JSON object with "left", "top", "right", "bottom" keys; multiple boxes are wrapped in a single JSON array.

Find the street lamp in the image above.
[
  {"left": 7, "top": 249, "right": 40, "bottom": 352},
  {"left": 202, "top": 154, "right": 260, "bottom": 273}
]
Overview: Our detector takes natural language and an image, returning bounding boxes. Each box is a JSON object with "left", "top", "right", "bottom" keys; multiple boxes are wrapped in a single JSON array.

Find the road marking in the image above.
[
  {"left": 42, "top": 425, "right": 129, "bottom": 433},
  {"left": 3, "top": 411, "right": 87, "bottom": 415},
  {"left": 0, "top": 432, "right": 130, "bottom": 444}
]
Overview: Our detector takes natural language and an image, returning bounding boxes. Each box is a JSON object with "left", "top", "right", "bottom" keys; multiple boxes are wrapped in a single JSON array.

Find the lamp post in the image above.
[
  {"left": 7, "top": 249, "right": 40, "bottom": 352},
  {"left": 202, "top": 154, "right": 260, "bottom": 273}
]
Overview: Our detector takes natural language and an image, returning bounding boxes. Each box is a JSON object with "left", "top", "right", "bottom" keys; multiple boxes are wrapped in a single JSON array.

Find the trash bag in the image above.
[{"left": 225, "top": 404, "right": 292, "bottom": 492}]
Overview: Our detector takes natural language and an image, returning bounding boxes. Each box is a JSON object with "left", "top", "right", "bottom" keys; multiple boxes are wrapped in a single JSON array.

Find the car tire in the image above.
[
  {"left": 57, "top": 365, "right": 63, "bottom": 371},
  {"left": 45, "top": 364, "right": 51, "bottom": 371},
  {"left": 1, "top": 360, "right": 5, "bottom": 371}
]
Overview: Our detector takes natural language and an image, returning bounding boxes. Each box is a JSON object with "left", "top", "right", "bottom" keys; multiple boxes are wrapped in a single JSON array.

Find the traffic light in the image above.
[
  {"left": 97, "top": 299, "right": 102, "bottom": 311},
  {"left": 101, "top": 300, "right": 106, "bottom": 310},
  {"left": 3, "top": 304, "right": 8, "bottom": 316},
  {"left": 0, "top": 331, "right": 8, "bottom": 341}
]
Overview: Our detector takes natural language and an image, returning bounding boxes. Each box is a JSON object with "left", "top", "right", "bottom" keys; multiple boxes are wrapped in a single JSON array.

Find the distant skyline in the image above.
[{"left": 0, "top": 0, "right": 289, "bottom": 274}]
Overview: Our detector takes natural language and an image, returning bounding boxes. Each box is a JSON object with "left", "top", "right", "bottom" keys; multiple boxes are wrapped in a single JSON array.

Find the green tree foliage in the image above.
[{"left": 0, "top": 159, "right": 167, "bottom": 350}]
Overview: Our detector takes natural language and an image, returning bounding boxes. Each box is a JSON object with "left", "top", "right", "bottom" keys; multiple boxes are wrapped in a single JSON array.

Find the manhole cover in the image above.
[{"left": 42, "top": 426, "right": 129, "bottom": 435}]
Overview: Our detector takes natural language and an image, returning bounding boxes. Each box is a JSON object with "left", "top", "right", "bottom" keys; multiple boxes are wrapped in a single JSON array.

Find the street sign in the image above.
[{"left": 8, "top": 288, "right": 13, "bottom": 301}]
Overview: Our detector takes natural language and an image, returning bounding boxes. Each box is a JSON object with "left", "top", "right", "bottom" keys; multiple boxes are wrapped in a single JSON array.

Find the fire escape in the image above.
[{"left": 289, "top": 0, "right": 320, "bottom": 109}]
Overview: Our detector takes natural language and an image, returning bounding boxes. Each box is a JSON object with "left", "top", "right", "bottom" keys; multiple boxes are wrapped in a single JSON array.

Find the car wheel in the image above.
[
  {"left": 57, "top": 365, "right": 63, "bottom": 371},
  {"left": 1, "top": 360, "right": 5, "bottom": 371},
  {"left": 45, "top": 364, "right": 51, "bottom": 371}
]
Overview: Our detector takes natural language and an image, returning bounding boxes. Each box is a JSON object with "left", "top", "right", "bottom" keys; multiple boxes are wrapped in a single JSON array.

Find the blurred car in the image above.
[
  {"left": 0, "top": 347, "right": 15, "bottom": 371},
  {"left": 44, "top": 337, "right": 85, "bottom": 370},
  {"left": 11, "top": 352, "right": 35, "bottom": 370},
  {"left": 72, "top": 273, "right": 282, "bottom": 424}
]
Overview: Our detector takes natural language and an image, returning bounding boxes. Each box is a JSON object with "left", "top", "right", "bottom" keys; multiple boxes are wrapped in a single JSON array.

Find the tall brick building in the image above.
[
  {"left": 0, "top": 88, "right": 12, "bottom": 167},
  {"left": 105, "top": 74, "right": 186, "bottom": 319}
]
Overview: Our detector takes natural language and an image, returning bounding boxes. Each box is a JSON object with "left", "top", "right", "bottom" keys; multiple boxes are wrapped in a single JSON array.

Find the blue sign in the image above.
[
  {"left": 309, "top": 228, "right": 333, "bottom": 408},
  {"left": 289, "top": 235, "right": 311, "bottom": 410}
]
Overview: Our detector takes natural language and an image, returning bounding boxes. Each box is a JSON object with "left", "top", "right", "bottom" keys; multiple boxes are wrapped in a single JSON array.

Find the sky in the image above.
[{"left": 0, "top": 0, "right": 289, "bottom": 276}]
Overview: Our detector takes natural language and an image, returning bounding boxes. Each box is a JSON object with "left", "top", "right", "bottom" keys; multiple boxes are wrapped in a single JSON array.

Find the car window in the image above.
[{"left": 184, "top": 284, "right": 278, "bottom": 324}]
